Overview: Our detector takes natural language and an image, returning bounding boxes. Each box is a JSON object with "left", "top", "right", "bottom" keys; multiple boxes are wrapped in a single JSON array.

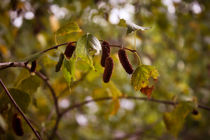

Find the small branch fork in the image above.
[{"left": 0, "top": 79, "right": 42, "bottom": 140}]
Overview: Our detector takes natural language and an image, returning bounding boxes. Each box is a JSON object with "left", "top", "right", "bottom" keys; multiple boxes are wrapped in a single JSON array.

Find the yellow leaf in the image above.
[
  {"left": 110, "top": 98, "right": 120, "bottom": 116},
  {"left": 131, "top": 65, "right": 159, "bottom": 91},
  {"left": 56, "top": 22, "right": 82, "bottom": 36}
]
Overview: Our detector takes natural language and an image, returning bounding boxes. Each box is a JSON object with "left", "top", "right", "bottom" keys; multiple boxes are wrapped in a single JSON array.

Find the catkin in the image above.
[
  {"left": 30, "top": 60, "right": 37, "bottom": 72},
  {"left": 192, "top": 109, "right": 199, "bottom": 115},
  {"left": 118, "top": 48, "right": 133, "bottom": 74},
  {"left": 12, "top": 113, "right": 24, "bottom": 136},
  {"left": 64, "top": 43, "right": 76, "bottom": 59},
  {"left": 55, "top": 53, "right": 64, "bottom": 72},
  {"left": 103, "top": 57, "right": 114, "bottom": 83},
  {"left": 101, "top": 41, "right": 110, "bottom": 67}
]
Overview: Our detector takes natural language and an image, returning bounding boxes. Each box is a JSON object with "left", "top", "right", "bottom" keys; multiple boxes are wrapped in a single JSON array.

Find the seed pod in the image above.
[
  {"left": 12, "top": 113, "right": 24, "bottom": 136},
  {"left": 118, "top": 48, "right": 133, "bottom": 74},
  {"left": 103, "top": 57, "right": 114, "bottom": 83},
  {"left": 192, "top": 109, "right": 199, "bottom": 115},
  {"left": 30, "top": 60, "right": 37, "bottom": 72},
  {"left": 101, "top": 41, "right": 110, "bottom": 67},
  {"left": 55, "top": 53, "right": 64, "bottom": 72},
  {"left": 64, "top": 43, "right": 76, "bottom": 59}
]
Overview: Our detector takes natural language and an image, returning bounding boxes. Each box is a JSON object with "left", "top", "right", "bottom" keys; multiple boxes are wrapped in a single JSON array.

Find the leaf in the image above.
[
  {"left": 87, "top": 34, "right": 102, "bottom": 55},
  {"left": 131, "top": 65, "right": 159, "bottom": 91},
  {"left": 103, "top": 82, "right": 121, "bottom": 116},
  {"left": 0, "top": 88, "right": 31, "bottom": 112},
  {"left": 103, "top": 81, "right": 122, "bottom": 98},
  {"left": 110, "top": 98, "right": 120, "bottom": 116},
  {"left": 18, "top": 75, "right": 41, "bottom": 94},
  {"left": 118, "top": 19, "right": 151, "bottom": 34},
  {"left": 56, "top": 22, "right": 82, "bottom": 36},
  {"left": 62, "top": 57, "right": 75, "bottom": 86},
  {"left": 14, "top": 69, "right": 30, "bottom": 86},
  {"left": 163, "top": 101, "right": 194, "bottom": 137},
  {"left": 140, "top": 86, "right": 154, "bottom": 98},
  {"left": 75, "top": 33, "right": 101, "bottom": 69},
  {"left": 55, "top": 53, "right": 64, "bottom": 72}
]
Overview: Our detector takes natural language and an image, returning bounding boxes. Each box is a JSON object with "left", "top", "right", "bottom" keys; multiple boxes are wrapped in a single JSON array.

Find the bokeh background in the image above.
[{"left": 0, "top": 0, "right": 210, "bottom": 140}]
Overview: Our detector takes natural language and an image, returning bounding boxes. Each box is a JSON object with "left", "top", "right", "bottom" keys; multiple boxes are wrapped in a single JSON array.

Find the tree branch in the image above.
[
  {"left": 0, "top": 61, "right": 60, "bottom": 116},
  {"left": 0, "top": 61, "right": 62, "bottom": 140},
  {"left": 60, "top": 96, "right": 210, "bottom": 117},
  {"left": 0, "top": 79, "right": 42, "bottom": 140},
  {"left": 46, "top": 95, "right": 210, "bottom": 140}
]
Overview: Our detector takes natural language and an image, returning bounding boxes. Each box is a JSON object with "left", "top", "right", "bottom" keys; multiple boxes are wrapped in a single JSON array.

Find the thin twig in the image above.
[
  {"left": 48, "top": 115, "right": 62, "bottom": 140},
  {"left": 0, "top": 62, "right": 60, "bottom": 139},
  {"left": 46, "top": 95, "right": 210, "bottom": 140},
  {"left": 45, "top": 80, "right": 60, "bottom": 115},
  {"left": 108, "top": 44, "right": 137, "bottom": 53},
  {"left": 60, "top": 96, "right": 210, "bottom": 117},
  {"left": 0, "top": 79, "right": 42, "bottom": 140},
  {"left": 41, "top": 42, "right": 69, "bottom": 53}
]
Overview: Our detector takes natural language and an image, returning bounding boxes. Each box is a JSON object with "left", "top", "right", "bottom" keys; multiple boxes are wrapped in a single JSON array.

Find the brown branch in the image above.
[
  {"left": 0, "top": 79, "right": 42, "bottom": 140},
  {"left": 46, "top": 95, "right": 210, "bottom": 140},
  {"left": 0, "top": 61, "right": 61, "bottom": 139},
  {"left": 60, "top": 96, "right": 210, "bottom": 117},
  {"left": 41, "top": 42, "right": 69, "bottom": 54},
  {"left": 48, "top": 115, "right": 62, "bottom": 140},
  {"left": 108, "top": 44, "right": 137, "bottom": 53}
]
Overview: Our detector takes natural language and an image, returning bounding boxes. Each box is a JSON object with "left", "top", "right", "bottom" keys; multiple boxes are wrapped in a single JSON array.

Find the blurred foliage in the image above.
[{"left": 0, "top": 0, "right": 210, "bottom": 140}]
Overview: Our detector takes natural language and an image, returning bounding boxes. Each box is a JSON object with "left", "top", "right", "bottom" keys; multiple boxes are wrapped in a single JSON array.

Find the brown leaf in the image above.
[{"left": 140, "top": 86, "right": 154, "bottom": 98}]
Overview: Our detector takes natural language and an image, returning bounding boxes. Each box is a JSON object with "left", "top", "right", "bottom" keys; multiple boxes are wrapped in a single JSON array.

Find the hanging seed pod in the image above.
[
  {"left": 12, "top": 113, "right": 24, "bottom": 136},
  {"left": 64, "top": 42, "right": 76, "bottom": 59},
  {"left": 55, "top": 53, "right": 64, "bottom": 72},
  {"left": 30, "top": 60, "right": 37, "bottom": 72},
  {"left": 103, "top": 57, "right": 114, "bottom": 83},
  {"left": 101, "top": 41, "right": 110, "bottom": 67},
  {"left": 118, "top": 48, "right": 133, "bottom": 74},
  {"left": 192, "top": 109, "right": 199, "bottom": 115}
]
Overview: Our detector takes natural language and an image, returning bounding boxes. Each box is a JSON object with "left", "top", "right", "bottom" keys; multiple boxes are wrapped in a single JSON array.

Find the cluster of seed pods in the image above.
[
  {"left": 100, "top": 41, "right": 134, "bottom": 83},
  {"left": 61, "top": 41, "right": 134, "bottom": 83}
]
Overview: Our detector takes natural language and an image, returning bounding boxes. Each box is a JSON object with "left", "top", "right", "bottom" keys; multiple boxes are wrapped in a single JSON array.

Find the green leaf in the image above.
[
  {"left": 75, "top": 33, "right": 101, "bottom": 69},
  {"left": 55, "top": 53, "right": 64, "bottom": 72},
  {"left": 62, "top": 57, "right": 75, "bottom": 86},
  {"left": 14, "top": 69, "right": 30, "bottom": 86},
  {"left": 56, "top": 22, "right": 82, "bottom": 36},
  {"left": 0, "top": 88, "right": 31, "bottom": 112},
  {"left": 118, "top": 19, "right": 151, "bottom": 34},
  {"left": 18, "top": 75, "right": 41, "bottom": 94},
  {"left": 131, "top": 65, "right": 159, "bottom": 91},
  {"left": 163, "top": 101, "right": 194, "bottom": 137}
]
